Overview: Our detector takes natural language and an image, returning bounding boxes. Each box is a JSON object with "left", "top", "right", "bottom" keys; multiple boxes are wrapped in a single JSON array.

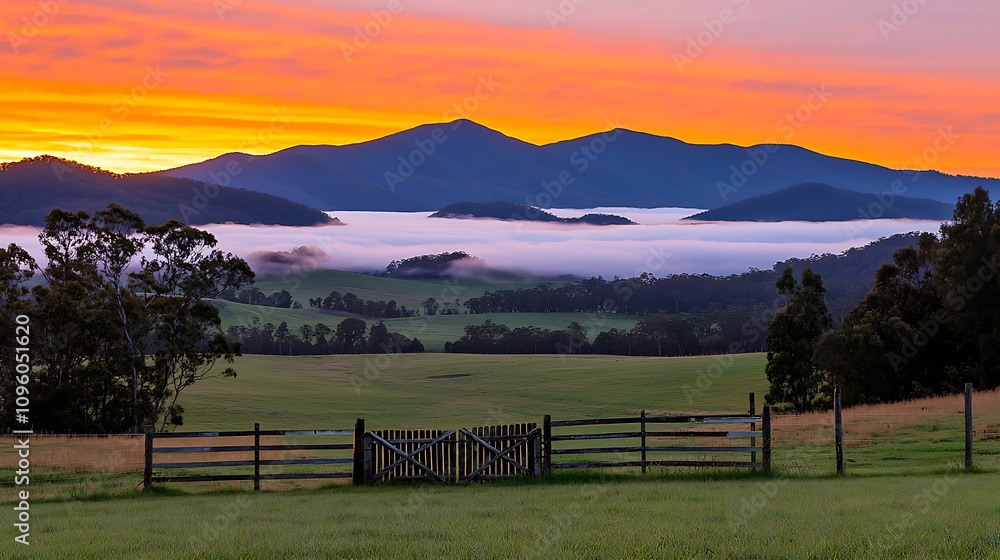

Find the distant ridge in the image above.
[
  {"left": 0, "top": 155, "right": 334, "bottom": 226},
  {"left": 430, "top": 201, "right": 635, "bottom": 225},
  {"left": 683, "top": 183, "right": 954, "bottom": 222},
  {"left": 156, "top": 119, "right": 1000, "bottom": 212}
]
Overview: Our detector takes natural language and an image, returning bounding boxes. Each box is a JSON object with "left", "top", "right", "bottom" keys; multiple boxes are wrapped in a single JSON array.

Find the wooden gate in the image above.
[{"left": 363, "top": 423, "right": 540, "bottom": 484}]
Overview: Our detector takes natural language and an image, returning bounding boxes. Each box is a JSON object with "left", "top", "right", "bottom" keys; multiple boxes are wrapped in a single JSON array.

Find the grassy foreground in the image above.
[{"left": 18, "top": 472, "right": 1000, "bottom": 559}]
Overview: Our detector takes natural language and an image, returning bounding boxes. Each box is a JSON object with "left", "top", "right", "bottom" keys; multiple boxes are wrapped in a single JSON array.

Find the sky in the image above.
[
  {"left": 2, "top": 0, "right": 999, "bottom": 176},
  {"left": 0, "top": 209, "right": 946, "bottom": 279}
]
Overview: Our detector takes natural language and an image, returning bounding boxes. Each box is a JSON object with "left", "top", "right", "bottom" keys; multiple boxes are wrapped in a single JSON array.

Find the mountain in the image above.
[
  {"left": 683, "top": 183, "right": 955, "bottom": 222},
  {"left": 159, "top": 120, "right": 1000, "bottom": 211},
  {"left": 430, "top": 201, "right": 635, "bottom": 225},
  {"left": 0, "top": 156, "right": 335, "bottom": 226}
]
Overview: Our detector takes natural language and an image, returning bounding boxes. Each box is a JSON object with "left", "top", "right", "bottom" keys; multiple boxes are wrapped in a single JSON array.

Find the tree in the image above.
[
  {"left": 422, "top": 297, "right": 439, "bottom": 316},
  {"left": 0, "top": 245, "right": 37, "bottom": 428},
  {"left": 275, "top": 322, "right": 292, "bottom": 355},
  {"left": 299, "top": 324, "right": 314, "bottom": 347},
  {"left": 764, "top": 267, "right": 832, "bottom": 412},
  {"left": 130, "top": 220, "right": 254, "bottom": 430},
  {"left": 16, "top": 206, "right": 254, "bottom": 432},
  {"left": 565, "top": 322, "right": 589, "bottom": 354},
  {"left": 934, "top": 187, "right": 1000, "bottom": 389},
  {"left": 335, "top": 318, "right": 367, "bottom": 353},
  {"left": 368, "top": 321, "right": 391, "bottom": 353}
]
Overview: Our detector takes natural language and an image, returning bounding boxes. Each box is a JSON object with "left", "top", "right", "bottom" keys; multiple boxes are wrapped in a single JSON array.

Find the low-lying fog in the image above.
[{"left": 1, "top": 208, "right": 947, "bottom": 279}]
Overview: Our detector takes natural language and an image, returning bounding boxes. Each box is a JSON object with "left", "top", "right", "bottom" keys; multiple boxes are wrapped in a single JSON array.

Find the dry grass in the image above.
[
  {"left": 5, "top": 434, "right": 145, "bottom": 474},
  {"left": 769, "top": 389, "right": 1000, "bottom": 474}
]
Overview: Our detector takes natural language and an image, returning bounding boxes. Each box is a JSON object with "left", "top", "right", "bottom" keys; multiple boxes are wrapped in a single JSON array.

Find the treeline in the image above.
[
  {"left": 386, "top": 251, "right": 483, "bottom": 278},
  {"left": 0, "top": 204, "right": 253, "bottom": 433},
  {"left": 444, "top": 321, "right": 591, "bottom": 354},
  {"left": 226, "top": 318, "right": 424, "bottom": 355},
  {"left": 766, "top": 188, "right": 1000, "bottom": 411},
  {"left": 219, "top": 287, "right": 301, "bottom": 309},
  {"left": 306, "top": 291, "right": 417, "bottom": 319},
  {"left": 445, "top": 307, "right": 770, "bottom": 357},
  {"left": 461, "top": 235, "right": 919, "bottom": 323}
]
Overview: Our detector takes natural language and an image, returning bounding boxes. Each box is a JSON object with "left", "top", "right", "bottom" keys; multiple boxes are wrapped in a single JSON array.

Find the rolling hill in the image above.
[
  {"left": 0, "top": 155, "right": 334, "bottom": 226},
  {"left": 159, "top": 119, "right": 999, "bottom": 211},
  {"left": 430, "top": 201, "right": 635, "bottom": 225},
  {"left": 684, "top": 183, "right": 955, "bottom": 221}
]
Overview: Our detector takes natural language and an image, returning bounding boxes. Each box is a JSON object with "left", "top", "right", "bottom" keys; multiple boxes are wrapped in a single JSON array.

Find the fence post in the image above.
[
  {"left": 835, "top": 385, "right": 844, "bottom": 476},
  {"left": 363, "top": 433, "right": 373, "bottom": 484},
  {"left": 640, "top": 409, "right": 647, "bottom": 475},
  {"left": 254, "top": 422, "right": 260, "bottom": 492},
  {"left": 543, "top": 415, "right": 552, "bottom": 477},
  {"left": 749, "top": 393, "right": 756, "bottom": 469},
  {"left": 965, "top": 382, "right": 973, "bottom": 472},
  {"left": 761, "top": 406, "right": 771, "bottom": 473},
  {"left": 532, "top": 429, "right": 542, "bottom": 477},
  {"left": 143, "top": 424, "right": 154, "bottom": 491},
  {"left": 353, "top": 418, "right": 366, "bottom": 485}
]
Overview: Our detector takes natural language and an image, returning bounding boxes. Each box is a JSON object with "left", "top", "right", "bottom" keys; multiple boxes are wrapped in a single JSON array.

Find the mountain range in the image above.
[
  {"left": 430, "top": 201, "right": 635, "bottom": 225},
  {"left": 160, "top": 119, "right": 999, "bottom": 212},
  {"left": 685, "top": 183, "right": 955, "bottom": 222},
  {"left": 0, "top": 156, "right": 334, "bottom": 227}
]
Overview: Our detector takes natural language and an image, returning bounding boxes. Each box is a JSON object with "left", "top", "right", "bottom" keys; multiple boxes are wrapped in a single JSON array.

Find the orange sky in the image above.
[{"left": 2, "top": 0, "right": 998, "bottom": 176}]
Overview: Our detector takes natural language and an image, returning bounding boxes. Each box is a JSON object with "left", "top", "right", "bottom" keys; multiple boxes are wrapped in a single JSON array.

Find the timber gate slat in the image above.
[{"left": 366, "top": 423, "right": 539, "bottom": 484}]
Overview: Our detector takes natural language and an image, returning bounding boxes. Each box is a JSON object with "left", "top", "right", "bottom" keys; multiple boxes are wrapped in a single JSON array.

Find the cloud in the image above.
[{"left": 1, "top": 209, "right": 946, "bottom": 281}]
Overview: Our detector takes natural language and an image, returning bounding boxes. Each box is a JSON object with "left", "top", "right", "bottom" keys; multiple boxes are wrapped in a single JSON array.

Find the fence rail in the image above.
[
  {"left": 138, "top": 388, "right": 994, "bottom": 490},
  {"left": 144, "top": 422, "right": 356, "bottom": 491},
  {"left": 544, "top": 401, "right": 771, "bottom": 474}
]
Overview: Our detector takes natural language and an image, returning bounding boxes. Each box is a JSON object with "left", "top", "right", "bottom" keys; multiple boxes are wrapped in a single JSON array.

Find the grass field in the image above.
[
  {"left": 251, "top": 269, "right": 573, "bottom": 310},
  {"left": 7, "top": 353, "right": 1000, "bottom": 558},
  {"left": 214, "top": 300, "right": 643, "bottom": 352},
  {"left": 173, "top": 353, "right": 765, "bottom": 430},
  {"left": 19, "top": 472, "right": 1000, "bottom": 558}
]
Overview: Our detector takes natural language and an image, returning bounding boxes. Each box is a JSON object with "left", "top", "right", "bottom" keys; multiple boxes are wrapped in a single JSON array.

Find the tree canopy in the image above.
[{"left": 0, "top": 204, "right": 254, "bottom": 433}]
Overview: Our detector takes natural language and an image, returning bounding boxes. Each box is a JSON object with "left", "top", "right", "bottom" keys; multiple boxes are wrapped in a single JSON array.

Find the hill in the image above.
[
  {"left": 430, "top": 201, "right": 635, "bottom": 225},
  {"left": 684, "top": 183, "right": 955, "bottom": 221},
  {"left": 159, "top": 119, "right": 1000, "bottom": 211},
  {"left": 0, "top": 156, "right": 334, "bottom": 226}
]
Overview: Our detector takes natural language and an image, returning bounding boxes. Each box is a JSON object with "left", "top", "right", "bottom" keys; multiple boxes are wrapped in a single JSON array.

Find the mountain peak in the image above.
[{"left": 0, "top": 155, "right": 125, "bottom": 179}]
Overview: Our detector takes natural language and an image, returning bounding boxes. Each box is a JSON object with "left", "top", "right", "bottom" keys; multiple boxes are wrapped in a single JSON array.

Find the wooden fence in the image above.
[
  {"left": 143, "top": 422, "right": 356, "bottom": 491},
  {"left": 143, "top": 407, "right": 768, "bottom": 490},
  {"left": 544, "top": 406, "right": 771, "bottom": 474}
]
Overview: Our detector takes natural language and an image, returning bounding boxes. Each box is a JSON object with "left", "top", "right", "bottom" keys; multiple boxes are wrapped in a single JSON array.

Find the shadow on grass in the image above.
[{"left": 16, "top": 464, "right": 999, "bottom": 505}]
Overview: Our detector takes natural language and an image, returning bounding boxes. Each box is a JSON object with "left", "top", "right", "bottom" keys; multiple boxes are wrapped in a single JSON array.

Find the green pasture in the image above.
[
  {"left": 251, "top": 269, "right": 572, "bottom": 310},
  {"left": 18, "top": 472, "right": 1000, "bottom": 558},
  {"left": 214, "top": 300, "right": 643, "bottom": 352},
  {"left": 177, "top": 353, "right": 767, "bottom": 431}
]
